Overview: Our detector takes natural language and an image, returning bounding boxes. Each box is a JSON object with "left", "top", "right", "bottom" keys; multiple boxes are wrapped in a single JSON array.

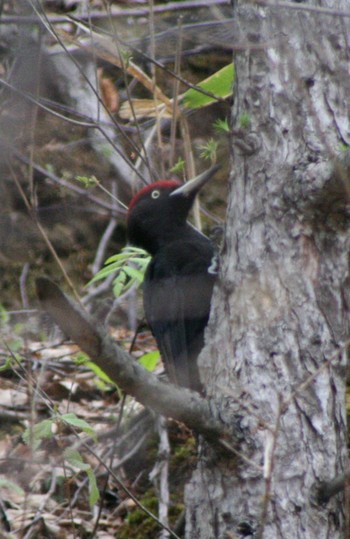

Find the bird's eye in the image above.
[{"left": 151, "top": 190, "right": 160, "bottom": 199}]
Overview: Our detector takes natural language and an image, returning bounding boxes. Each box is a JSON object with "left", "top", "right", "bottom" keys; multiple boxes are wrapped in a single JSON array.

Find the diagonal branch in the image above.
[{"left": 36, "top": 278, "right": 228, "bottom": 443}]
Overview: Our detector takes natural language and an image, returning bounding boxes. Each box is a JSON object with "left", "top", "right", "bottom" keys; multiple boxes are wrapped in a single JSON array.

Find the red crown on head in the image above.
[{"left": 128, "top": 180, "right": 182, "bottom": 214}]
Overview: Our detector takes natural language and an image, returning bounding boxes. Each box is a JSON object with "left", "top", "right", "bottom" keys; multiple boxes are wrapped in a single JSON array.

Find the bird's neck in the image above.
[{"left": 139, "top": 222, "right": 199, "bottom": 256}]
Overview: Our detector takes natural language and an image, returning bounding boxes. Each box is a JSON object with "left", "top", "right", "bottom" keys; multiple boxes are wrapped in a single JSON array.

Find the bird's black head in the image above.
[{"left": 127, "top": 165, "right": 219, "bottom": 255}]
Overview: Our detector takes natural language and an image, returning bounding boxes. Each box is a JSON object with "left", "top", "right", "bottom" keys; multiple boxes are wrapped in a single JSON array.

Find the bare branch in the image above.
[{"left": 35, "top": 278, "right": 228, "bottom": 443}]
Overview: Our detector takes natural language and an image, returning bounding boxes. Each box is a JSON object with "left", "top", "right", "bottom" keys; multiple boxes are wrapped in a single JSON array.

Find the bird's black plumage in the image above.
[{"left": 127, "top": 166, "right": 219, "bottom": 392}]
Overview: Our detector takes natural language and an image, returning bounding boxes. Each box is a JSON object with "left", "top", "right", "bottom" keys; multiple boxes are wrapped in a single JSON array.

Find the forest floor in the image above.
[{"left": 0, "top": 319, "right": 197, "bottom": 538}]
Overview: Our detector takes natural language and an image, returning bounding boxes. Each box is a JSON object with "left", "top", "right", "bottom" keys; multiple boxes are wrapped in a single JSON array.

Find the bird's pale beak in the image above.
[{"left": 170, "top": 164, "right": 220, "bottom": 198}]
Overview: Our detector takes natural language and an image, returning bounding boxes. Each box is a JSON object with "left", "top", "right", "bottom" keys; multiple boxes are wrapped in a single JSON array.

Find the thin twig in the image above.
[
  {"left": 7, "top": 161, "right": 82, "bottom": 304},
  {"left": 257, "top": 398, "right": 282, "bottom": 539},
  {"left": 1, "top": 139, "right": 122, "bottom": 213},
  {"left": 93, "top": 219, "right": 118, "bottom": 276},
  {"left": 180, "top": 117, "right": 202, "bottom": 230},
  {"left": 78, "top": 430, "right": 181, "bottom": 539},
  {"left": 82, "top": 272, "right": 116, "bottom": 306},
  {"left": 65, "top": 17, "right": 231, "bottom": 107},
  {"left": 149, "top": 0, "right": 166, "bottom": 178},
  {"left": 1, "top": 1, "right": 230, "bottom": 24},
  {"left": 280, "top": 341, "right": 350, "bottom": 413},
  {"left": 19, "top": 263, "right": 30, "bottom": 309},
  {"left": 91, "top": 180, "right": 119, "bottom": 276},
  {"left": 150, "top": 416, "right": 171, "bottom": 539},
  {"left": 6, "top": 338, "right": 180, "bottom": 537},
  {"left": 61, "top": 23, "right": 172, "bottom": 110},
  {"left": 25, "top": 1, "right": 150, "bottom": 180},
  {"left": 22, "top": 469, "right": 58, "bottom": 539},
  {"left": 169, "top": 17, "right": 183, "bottom": 169},
  {"left": 102, "top": 2, "right": 154, "bottom": 182}
]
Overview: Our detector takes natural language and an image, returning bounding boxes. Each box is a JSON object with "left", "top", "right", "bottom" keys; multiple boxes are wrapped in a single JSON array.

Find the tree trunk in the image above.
[{"left": 187, "top": 2, "right": 350, "bottom": 538}]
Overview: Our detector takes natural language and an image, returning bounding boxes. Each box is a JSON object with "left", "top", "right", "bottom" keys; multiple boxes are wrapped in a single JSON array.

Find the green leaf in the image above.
[
  {"left": 87, "top": 246, "right": 151, "bottom": 296},
  {"left": 73, "top": 353, "right": 117, "bottom": 388},
  {"left": 198, "top": 138, "right": 218, "bottom": 162},
  {"left": 76, "top": 175, "right": 99, "bottom": 188},
  {"left": 183, "top": 64, "right": 235, "bottom": 110},
  {"left": 22, "top": 419, "right": 55, "bottom": 450},
  {"left": 0, "top": 304, "right": 9, "bottom": 324},
  {"left": 122, "top": 266, "right": 144, "bottom": 283},
  {"left": 128, "top": 257, "right": 151, "bottom": 268},
  {"left": 63, "top": 449, "right": 100, "bottom": 507},
  {"left": 74, "top": 351, "right": 90, "bottom": 365},
  {"left": 64, "top": 448, "right": 90, "bottom": 471},
  {"left": 213, "top": 118, "right": 230, "bottom": 134},
  {"left": 138, "top": 350, "right": 160, "bottom": 372},
  {"left": 0, "top": 479, "right": 25, "bottom": 496},
  {"left": 104, "top": 253, "right": 133, "bottom": 265},
  {"left": 88, "top": 262, "right": 119, "bottom": 284},
  {"left": 113, "top": 273, "right": 128, "bottom": 297},
  {"left": 85, "top": 361, "right": 116, "bottom": 386},
  {"left": 170, "top": 157, "right": 185, "bottom": 174},
  {"left": 87, "top": 468, "right": 100, "bottom": 507},
  {"left": 106, "top": 246, "right": 148, "bottom": 263},
  {"left": 0, "top": 356, "right": 13, "bottom": 372},
  {"left": 61, "top": 413, "right": 97, "bottom": 442}
]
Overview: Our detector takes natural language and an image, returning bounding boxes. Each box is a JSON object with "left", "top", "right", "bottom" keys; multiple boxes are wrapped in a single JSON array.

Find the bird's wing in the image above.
[
  {"left": 143, "top": 268, "right": 191, "bottom": 388},
  {"left": 143, "top": 241, "right": 214, "bottom": 390}
]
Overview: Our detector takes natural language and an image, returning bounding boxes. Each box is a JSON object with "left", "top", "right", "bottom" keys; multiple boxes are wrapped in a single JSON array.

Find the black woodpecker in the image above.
[{"left": 127, "top": 165, "right": 219, "bottom": 392}]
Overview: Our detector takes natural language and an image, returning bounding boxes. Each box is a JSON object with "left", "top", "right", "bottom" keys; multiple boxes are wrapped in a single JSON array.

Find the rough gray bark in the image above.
[{"left": 188, "top": 2, "right": 350, "bottom": 538}]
